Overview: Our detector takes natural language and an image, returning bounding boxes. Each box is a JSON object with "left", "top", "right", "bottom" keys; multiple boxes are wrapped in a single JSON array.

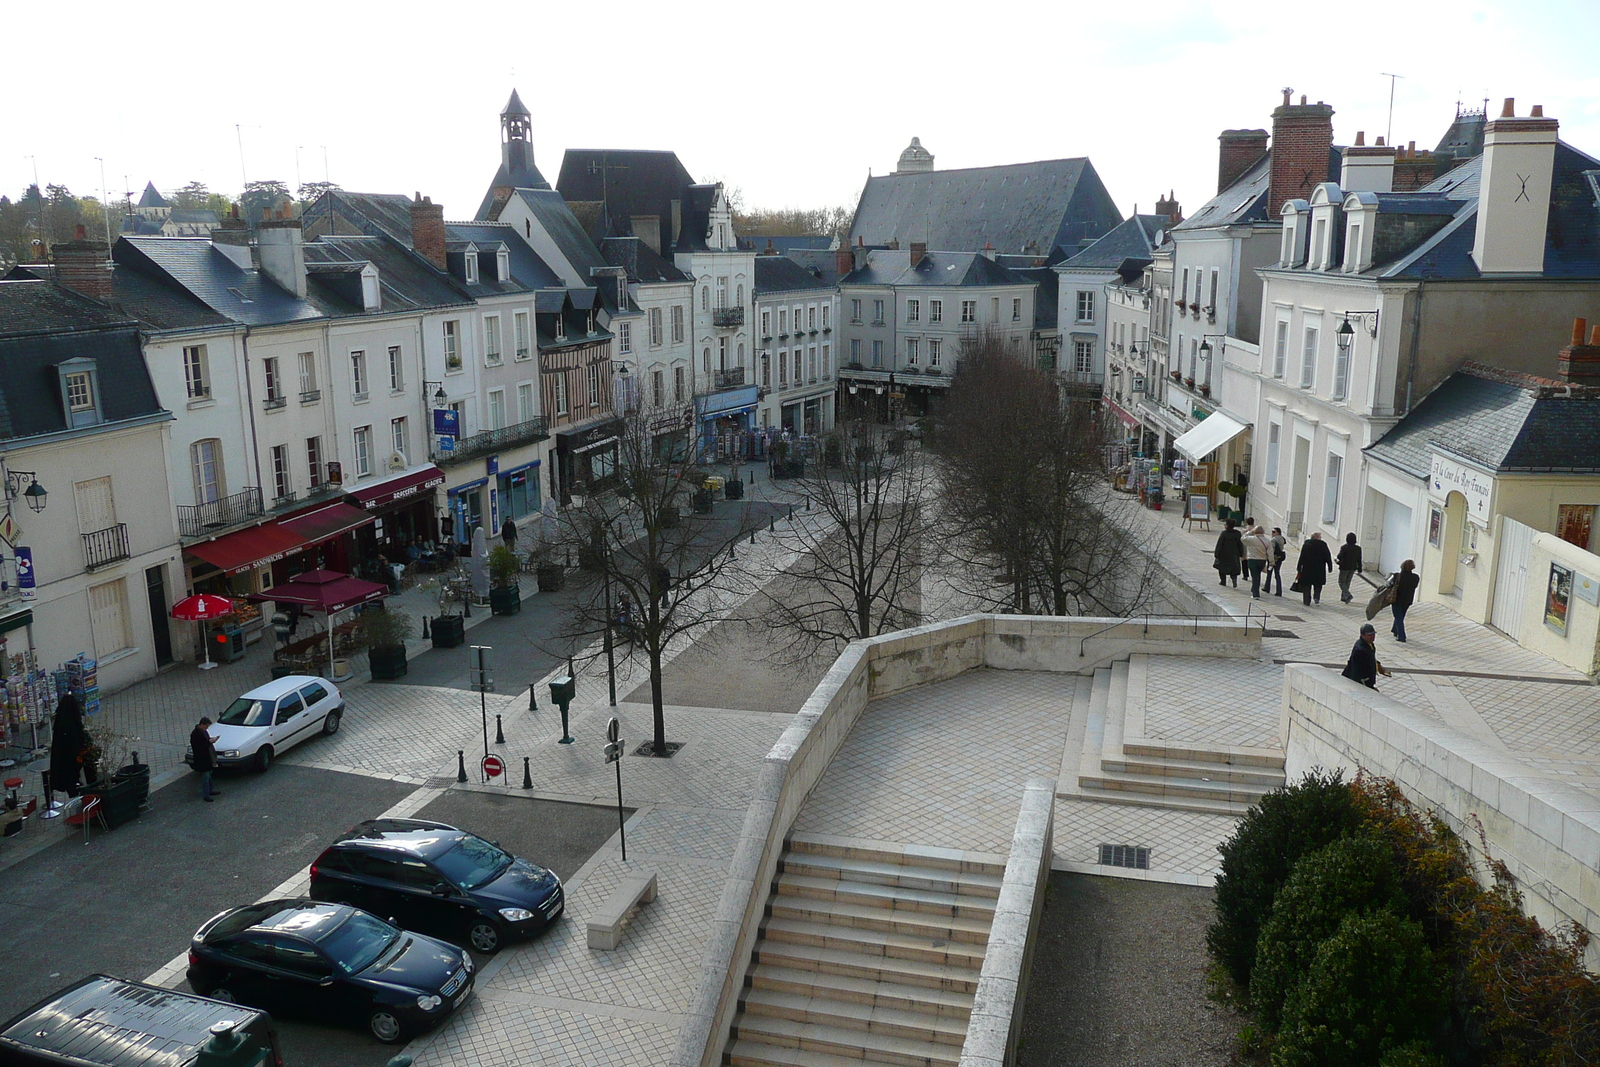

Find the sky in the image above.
[{"left": 8, "top": 0, "right": 1600, "bottom": 228}]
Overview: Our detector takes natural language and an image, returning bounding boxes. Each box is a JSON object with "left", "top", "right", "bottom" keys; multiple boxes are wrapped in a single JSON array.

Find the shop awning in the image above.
[
  {"left": 0, "top": 608, "right": 32, "bottom": 636},
  {"left": 347, "top": 464, "right": 446, "bottom": 512},
  {"left": 278, "top": 502, "right": 375, "bottom": 543},
  {"left": 1174, "top": 411, "right": 1249, "bottom": 463},
  {"left": 696, "top": 385, "right": 760, "bottom": 419},
  {"left": 186, "top": 523, "right": 308, "bottom": 575},
  {"left": 246, "top": 569, "right": 388, "bottom": 615}
]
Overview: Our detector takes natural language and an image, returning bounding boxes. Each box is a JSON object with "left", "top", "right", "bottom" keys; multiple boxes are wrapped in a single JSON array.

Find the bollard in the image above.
[
  {"left": 464, "top": 598, "right": 472, "bottom": 618},
  {"left": 421, "top": 616, "right": 431, "bottom": 640},
  {"left": 522, "top": 755, "right": 533, "bottom": 790},
  {"left": 729, "top": 541, "right": 736, "bottom": 560},
  {"left": 495, "top": 713, "right": 505, "bottom": 745},
  {"left": 748, "top": 469, "right": 754, "bottom": 484},
  {"left": 456, "top": 749, "right": 467, "bottom": 783},
  {"left": 750, "top": 527, "right": 756, "bottom": 544},
  {"left": 529, "top": 685, "right": 539, "bottom": 712}
]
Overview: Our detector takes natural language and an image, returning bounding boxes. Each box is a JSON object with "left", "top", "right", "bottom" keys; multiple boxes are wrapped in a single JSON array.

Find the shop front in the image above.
[
  {"left": 780, "top": 396, "right": 829, "bottom": 436},
  {"left": 345, "top": 464, "right": 446, "bottom": 576},
  {"left": 554, "top": 421, "right": 622, "bottom": 506},
  {"left": 696, "top": 385, "right": 759, "bottom": 461},
  {"left": 441, "top": 454, "right": 543, "bottom": 549}
]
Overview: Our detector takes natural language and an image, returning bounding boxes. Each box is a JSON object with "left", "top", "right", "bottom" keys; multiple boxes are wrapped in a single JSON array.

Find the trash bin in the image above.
[{"left": 212, "top": 625, "right": 246, "bottom": 663}]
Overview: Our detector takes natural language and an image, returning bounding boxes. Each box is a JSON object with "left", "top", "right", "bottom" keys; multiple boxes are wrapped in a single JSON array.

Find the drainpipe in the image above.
[
  {"left": 1402, "top": 279, "right": 1425, "bottom": 415},
  {"left": 240, "top": 325, "right": 263, "bottom": 493}
]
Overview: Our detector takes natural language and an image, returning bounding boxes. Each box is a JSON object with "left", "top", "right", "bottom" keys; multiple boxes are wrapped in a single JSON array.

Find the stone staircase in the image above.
[
  {"left": 725, "top": 833, "right": 1006, "bottom": 1067},
  {"left": 1066, "top": 656, "right": 1285, "bottom": 816}
]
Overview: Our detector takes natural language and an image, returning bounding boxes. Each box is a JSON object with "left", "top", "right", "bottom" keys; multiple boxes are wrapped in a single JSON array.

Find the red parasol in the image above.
[{"left": 171, "top": 594, "right": 235, "bottom": 621}]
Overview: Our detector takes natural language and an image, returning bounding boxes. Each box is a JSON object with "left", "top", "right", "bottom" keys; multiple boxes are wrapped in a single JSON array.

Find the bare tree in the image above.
[
  {"left": 762, "top": 418, "right": 932, "bottom": 663},
  {"left": 546, "top": 404, "right": 764, "bottom": 755},
  {"left": 930, "top": 335, "right": 1166, "bottom": 616}
]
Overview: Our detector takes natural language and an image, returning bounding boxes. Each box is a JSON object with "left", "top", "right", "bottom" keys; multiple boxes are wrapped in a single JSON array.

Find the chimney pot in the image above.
[
  {"left": 1501, "top": 97, "right": 1515, "bottom": 118},
  {"left": 1592, "top": 326, "right": 1600, "bottom": 346},
  {"left": 1574, "top": 319, "right": 1588, "bottom": 346},
  {"left": 1355, "top": 131, "right": 1365, "bottom": 146},
  {"left": 409, "top": 194, "right": 447, "bottom": 270},
  {"left": 1300, "top": 94, "right": 1307, "bottom": 105},
  {"left": 1531, "top": 104, "right": 1544, "bottom": 118},
  {"left": 1282, "top": 87, "right": 1292, "bottom": 106}
]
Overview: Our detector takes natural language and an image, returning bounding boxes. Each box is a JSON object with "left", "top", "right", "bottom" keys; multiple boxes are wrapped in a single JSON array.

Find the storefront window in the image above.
[{"left": 497, "top": 467, "right": 542, "bottom": 522}]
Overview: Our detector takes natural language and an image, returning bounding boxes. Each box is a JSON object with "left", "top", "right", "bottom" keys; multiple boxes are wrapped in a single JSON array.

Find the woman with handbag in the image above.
[
  {"left": 1213, "top": 520, "right": 1244, "bottom": 588},
  {"left": 1391, "top": 559, "right": 1420, "bottom": 642},
  {"left": 1295, "top": 532, "right": 1334, "bottom": 605}
]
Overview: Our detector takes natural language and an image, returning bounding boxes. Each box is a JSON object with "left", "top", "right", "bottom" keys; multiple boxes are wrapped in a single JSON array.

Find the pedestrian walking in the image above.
[
  {"left": 1341, "top": 622, "right": 1393, "bottom": 690},
  {"left": 1295, "top": 532, "right": 1334, "bottom": 605},
  {"left": 501, "top": 517, "right": 518, "bottom": 553},
  {"left": 1243, "top": 525, "right": 1271, "bottom": 599},
  {"left": 1391, "top": 559, "right": 1420, "bottom": 642},
  {"left": 190, "top": 716, "right": 220, "bottom": 802},
  {"left": 1213, "top": 519, "right": 1244, "bottom": 588},
  {"left": 49, "top": 693, "right": 85, "bottom": 799},
  {"left": 1336, "top": 533, "right": 1363, "bottom": 603},
  {"left": 654, "top": 563, "right": 672, "bottom": 608},
  {"left": 1267, "top": 527, "right": 1288, "bottom": 596}
]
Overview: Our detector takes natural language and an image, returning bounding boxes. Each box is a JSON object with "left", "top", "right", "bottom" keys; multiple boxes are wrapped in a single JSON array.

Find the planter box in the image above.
[
  {"left": 369, "top": 644, "right": 408, "bottom": 680},
  {"left": 659, "top": 507, "right": 681, "bottom": 529},
  {"left": 431, "top": 614, "right": 466, "bottom": 649},
  {"left": 724, "top": 476, "right": 744, "bottom": 500},
  {"left": 490, "top": 586, "right": 522, "bottom": 616},
  {"left": 90, "top": 775, "right": 144, "bottom": 829},
  {"left": 536, "top": 563, "right": 566, "bottom": 592},
  {"left": 693, "top": 490, "right": 714, "bottom": 514}
]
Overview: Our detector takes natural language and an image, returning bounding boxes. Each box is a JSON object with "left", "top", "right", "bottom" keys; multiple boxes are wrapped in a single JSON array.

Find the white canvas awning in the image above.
[{"left": 1173, "top": 412, "right": 1249, "bottom": 463}]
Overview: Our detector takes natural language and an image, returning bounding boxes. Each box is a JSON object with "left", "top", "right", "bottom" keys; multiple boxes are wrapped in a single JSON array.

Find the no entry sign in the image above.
[{"left": 482, "top": 754, "right": 505, "bottom": 779}]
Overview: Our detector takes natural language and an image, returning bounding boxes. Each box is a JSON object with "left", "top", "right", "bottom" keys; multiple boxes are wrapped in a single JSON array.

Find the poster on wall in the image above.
[
  {"left": 1545, "top": 561, "right": 1574, "bottom": 636},
  {"left": 1428, "top": 506, "right": 1444, "bottom": 548}
]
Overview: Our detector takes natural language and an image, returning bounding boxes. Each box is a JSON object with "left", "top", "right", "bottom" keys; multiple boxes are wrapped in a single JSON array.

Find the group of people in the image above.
[
  {"left": 1212, "top": 524, "right": 1420, "bottom": 635},
  {"left": 1210, "top": 518, "right": 1288, "bottom": 599}
]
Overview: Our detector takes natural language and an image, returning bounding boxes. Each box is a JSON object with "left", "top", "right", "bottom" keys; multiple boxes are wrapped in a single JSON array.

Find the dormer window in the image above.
[
  {"left": 465, "top": 255, "right": 479, "bottom": 285},
  {"left": 1310, "top": 218, "right": 1327, "bottom": 269},
  {"left": 1344, "top": 222, "right": 1362, "bottom": 272},
  {"left": 497, "top": 249, "right": 510, "bottom": 281},
  {"left": 554, "top": 314, "right": 566, "bottom": 342},
  {"left": 1281, "top": 219, "right": 1297, "bottom": 265},
  {"left": 57, "top": 358, "right": 102, "bottom": 428},
  {"left": 65, "top": 373, "right": 92, "bottom": 411}
]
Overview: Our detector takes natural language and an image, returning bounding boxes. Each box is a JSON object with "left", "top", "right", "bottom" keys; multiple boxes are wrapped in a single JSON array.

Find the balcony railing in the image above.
[
  {"left": 712, "top": 306, "right": 744, "bottom": 328},
  {"left": 83, "top": 524, "right": 131, "bottom": 571},
  {"left": 1059, "top": 370, "right": 1106, "bottom": 390},
  {"left": 431, "top": 415, "right": 551, "bottom": 466},
  {"left": 713, "top": 367, "right": 746, "bottom": 391},
  {"left": 179, "top": 487, "right": 265, "bottom": 540}
]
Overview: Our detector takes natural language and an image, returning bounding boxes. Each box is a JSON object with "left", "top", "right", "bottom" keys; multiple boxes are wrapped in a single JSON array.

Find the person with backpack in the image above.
[
  {"left": 1391, "top": 559, "right": 1421, "bottom": 642},
  {"left": 1267, "top": 527, "right": 1288, "bottom": 596},
  {"left": 1335, "top": 533, "right": 1363, "bottom": 603}
]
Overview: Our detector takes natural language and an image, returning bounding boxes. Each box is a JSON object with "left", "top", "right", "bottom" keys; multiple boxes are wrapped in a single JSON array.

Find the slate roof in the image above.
[
  {"left": 555, "top": 150, "right": 696, "bottom": 244},
  {"left": 4, "top": 261, "right": 234, "bottom": 331},
  {"left": 503, "top": 89, "right": 530, "bottom": 118},
  {"left": 841, "top": 249, "right": 1031, "bottom": 289},
  {"left": 742, "top": 235, "right": 834, "bottom": 255},
  {"left": 138, "top": 182, "right": 168, "bottom": 209},
  {"left": 303, "top": 191, "right": 416, "bottom": 245},
  {"left": 1059, "top": 214, "right": 1169, "bottom": 271},
  {"left": 674, "top": 185, "right": 722, "bottom": 253},
  {"left": 1366, "top": 364, "right": 1600, "bottom": 475},
  {"left": 754, "top": 256, "right": 834, "bottom": 296},
  {"left": 0, "top": 281, "right": 165, "bottom": 441},
  {"left": 515, "top": 189, "right": 611, "bottom": 280},
  {"left": 304, "top": 235, "right": 470, "bottom": 310},
  {"left": 599, "top": 237, "right": 690, "bottom": 285},
  {"left": 847, "top": 157, "right": 1122, "bottom": 260},
  {"left": 446, "top": 222, "right": 564, "bottom": 290},
  {"left": 120, "top": 215, "right": 166, "bottom": 236},
  {"left": 1010, "top": 266, "right": 1058, "bottom": 330},
  {"left": 169, "top": 209, "right": 220, "bottom": 226},
  {"left": 783, "top": 249, "right": 843, "bottom": 286}
]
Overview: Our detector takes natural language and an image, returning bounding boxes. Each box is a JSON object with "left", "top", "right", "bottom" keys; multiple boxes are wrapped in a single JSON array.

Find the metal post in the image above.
[
  {"left": 456, "top": 750, "right": 467, "bottom": 783},
  {"left": 495, "top": 713, "right": 505, "bottom": 745},
  {"left": 522, "top": 755, "right": 532, "bottom": 790},
  {"left": 616, "top": 755, "right": 627, "bottom": 862},
  {"left": 603, "top": 570, "right": 617, "bottom": 707},
  {"left": 529, "top": 685, "right": 538, "bottom": 712},
  {"left": 480, "top": 688, "right": 489, "bottom": 779}
]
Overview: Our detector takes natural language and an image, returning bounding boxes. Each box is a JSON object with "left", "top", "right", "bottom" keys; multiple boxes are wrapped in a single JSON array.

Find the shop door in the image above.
[
  {"left": 1379, "top": 497, "right": 1412, "bottom": 575},
  {"left": 146, "top": 565, "right": 174, "bottom": 666},
  {"left": 1491, "top": 516, "right": 1536, "bottom": 639}
]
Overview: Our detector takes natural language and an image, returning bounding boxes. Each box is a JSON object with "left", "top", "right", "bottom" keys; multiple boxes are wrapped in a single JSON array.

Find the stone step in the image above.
[
  {"left": 1065, "top": 783, "right": 1256, "bottom": 817},
  {"left": 748, "top": 963, "right": 973, "bottom": 1020},
  {"left": 731, "top": 1014, "right": 962, "bottom": 1067},
  {"left": 728, "top": 1039, "right": 938, "bottom": 1067},
  {"left": 1074, "top": 667, "right": 1113, "bottom": 798},
  {"left": 768, "top": 897, "right": 994, "bottom": 945},
  {"left": 775, "top": 873, "right": 999, "bottom": 921},
  {"left": 741, "top": 987, "right": 969, "bottom": 1046},
  {"left": 779, "top": 852, "right": 1003, "bottom": 900},
  {"left": 1102, "top": 753, "right": 1286, "bottom": 787},
  {"left": 785, "top": 833, "right": 1007, "bottom": 880},
  {"left": 1122, "top": 739, "right": 1285, "bottom": 769},
  {"left": 1100, "top": 660, "right": 1130, "bottom": 766},
  {"left": 752, "top": 939, "right": 982, "bottom": 994},
  {"left": 760, "top": 917, "right": 987, "bottom": 970},
  {"left": 1078, "top": 767, "right": 1278, "bottom": 804}
]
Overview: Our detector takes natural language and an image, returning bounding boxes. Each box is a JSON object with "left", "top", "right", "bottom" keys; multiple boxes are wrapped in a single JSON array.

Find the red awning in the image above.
[
  {"left": 186, "top": 523, "right": 309, "bottom": 575},
  {"left": 278, "top": 502, "right": 375, "bottom": 543},
  {"left": 348, "top": 465, "right": 446, "bottom": 512},
  {"left": 246, "top": 569, "right": 388, "bottom": 615}
]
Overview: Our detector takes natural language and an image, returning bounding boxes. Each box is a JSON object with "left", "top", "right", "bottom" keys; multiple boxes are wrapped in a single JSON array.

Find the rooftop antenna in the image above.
[
  {"left": 322, "top": 146, "right": 329, "bottom": 184},
  {"left": 295, "top": 146, "right": 304, "bottom": 196},
  {"left": 95, "top": 157, "right": 113, "bottom": 255},
  {"left": 1381, "top": 72, "right": 1404, "bottom": 146},
  {"left": 235, "top": 124, "right": 248, "bottom": 187},
  {"left": 25, "top": 155, "right": 47, "bottom": 251}
]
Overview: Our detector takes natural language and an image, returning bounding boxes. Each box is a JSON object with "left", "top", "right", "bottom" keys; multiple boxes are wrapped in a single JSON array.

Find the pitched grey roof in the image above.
[
  {"left": 599, "top": 237, "right": 689, "bottom": 284},
  {"left": 556, "top": 150, "right": 696, "bottom": 244},
  {"left": 754, "top": 255, "right": 834, "bottom": 296},
  {"left": 784, "top": 248, "right": 843, "bottom": 286},
  {"left": 304, "top": 235, "right": 471, "bottom": 311},
  {"left": 137, "top": 182, "right": 168, "bottom": 209},
  {"left": 447, "top": 221, "right": 565, "bottom": 290},
  {"left": 673, "top": 185, "right": 722, "bottom": 253},
  {"left": 1059, "top": 214, "right": 1168, "bottom": 271},
  {"left": 503, "top": 89, "right": 530, "bottom": 118},
  {"left": 1010, "top": 266, "right": 1058, "bottom": 330},
  {"left": 516, "top": 189, "right": 611, "bottom": 280},
  {"left": 303, "top": 191, "right": 416, "bottom": 245},
  {"left": 1175, "top": 155, "right": 1271, "bottom": 230},
  {"left": 841, "top": 249, "right": 1030, "bottom": 288},
  {"left": 742, "top": 235, "right": 834, "bottom": 255},
  {"left": 1366, "top": 364, "right": 1600, "bottom": 475},
  {"left": 847, "top": 157, "right": 1122, "bottom": 259}
]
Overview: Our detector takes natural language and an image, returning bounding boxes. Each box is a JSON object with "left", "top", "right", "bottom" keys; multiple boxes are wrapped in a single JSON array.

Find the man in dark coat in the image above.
[
  {"left": 1342, "top": 623, "right": 1391, "bottom": 689},
  {"left": 1296, "top": 532, "right": 1334, "bottom": 605},
  {"left": 48, "top": 693, "right": 84, "bottom": 798},
  {"left": 1213, "top": 520, "right": 1244, "bottom": 588},
  {"left": 1335, "top": 533, "right": 1363, "bottom": 603},
  {"left": 190, "top": 716, "right": 220, "bottom": 803},
  {"left": 500, "top": 517, "right": 518, "bottom": 553}
]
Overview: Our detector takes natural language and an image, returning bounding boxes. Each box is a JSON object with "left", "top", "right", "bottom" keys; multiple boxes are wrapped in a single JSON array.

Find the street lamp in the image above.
[
  {"left": 1335, "top": 311, "right": 1379, "bottom": 356},
  {"left": 423, "top": 380, "right": 448, "bottom": 403},
  {"left": 5, "top": 471, "right": 46, "bottom": 513}
]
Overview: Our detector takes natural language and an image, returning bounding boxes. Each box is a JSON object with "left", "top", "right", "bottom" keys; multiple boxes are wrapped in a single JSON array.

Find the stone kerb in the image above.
[
  {"left": 1282, "top": 663, "right": 1600, "bottom": 967},
  {"left": 959, "top": 777, "right": 1057, "bottom": 1067},
  {"left": 986, "top": 614, "right": 1262, "bottom": 673}
]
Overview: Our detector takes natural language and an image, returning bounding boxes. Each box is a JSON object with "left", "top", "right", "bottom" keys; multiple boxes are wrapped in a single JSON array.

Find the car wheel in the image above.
[
  {"left": 253, "top": 746, "right": 273, "bottom": 773},
  {"left": 208, "top": 985, "right": 236, "bottom": 1003},
  {"left": 368, "top": 1008, "right": 407, "bottom": 1044},
  {"left": 323, "top": 707, "right": 342, "bottom": 735},
  {"left": 467, "top": 919, "right": 503, "bottom": 954}
]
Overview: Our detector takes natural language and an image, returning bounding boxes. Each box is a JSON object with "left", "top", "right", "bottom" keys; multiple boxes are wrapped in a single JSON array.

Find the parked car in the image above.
[
  {"left": 309, "top": 818, "right": 564, "bottom": 954},
  {"left": 184, "top": 675, "right": 343, "bottom": 773},
  {"left": 187, "top": 899, "right": 472, "bottom": 1044},
  {"left": 0, "top": 974, "right": 282, "bottom": 1067}
]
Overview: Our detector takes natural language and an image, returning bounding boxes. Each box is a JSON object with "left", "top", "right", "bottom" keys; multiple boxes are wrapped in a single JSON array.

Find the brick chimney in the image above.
[
  {"left": 909, "top": 241, "right": 927, "bottom": 267},
  {"left": 1155, "top": 190, "right": 1182, "bottom": 224},
  {"left": 54, "top": 225, "right": 113, "bottom": 303},
  {"left": 1472, "top": 98, "right": 1558, "bottom": 275},
  {"left": 1558, "top": 317, "right": 1600, "bottom": 386},
  {"left": 1340, "top": 131, "right": 1397, "bottom": 192},
  {"left": 836, "top": 246, "right": 855, "bottom": 278},
  {"left": 1391, "top": 142, "right": 1437, "bottom": 192},
  {"left": 410, "top": 193, "right": 446, "bottom": 270},
  {"left": 1269, "top": 91, "right": 1336, "bottom": 219},
  {"left": 1217, "top": 129, "right": 1269, "bottom": 193}
]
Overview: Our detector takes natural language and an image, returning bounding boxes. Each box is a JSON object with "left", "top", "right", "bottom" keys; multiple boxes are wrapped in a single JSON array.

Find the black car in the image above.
[
  {"left": 309, "top": 818, "right": 564, "bottom": 954},
  {"left": 187, "top": 898, "right": 473, "bottom": 1044}
]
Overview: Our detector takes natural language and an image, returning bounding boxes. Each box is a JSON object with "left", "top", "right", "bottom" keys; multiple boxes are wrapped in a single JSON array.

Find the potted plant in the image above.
[
  {"left": 1184, "top": 377, "right": 1196, "bottom": 389},
  {"left": 82, "top": 725, "right": 143, "bottom": 829},
  {"left": 1199, "top": 383, "right": 1211, "bottom": 397},
  {"left": 359, "top": 605, "right": 415, "bottom": 680},
  {"left": 532, "top": 546, "right": 566, "bottom": 591},
  {"left": 1171, "top": 370, "right": 1182, "bottom": 381},
  {"left": 489, "top": 545, "right": 522, "bottom": 615},
  {"left": 426, "top": 572, "right": 467, "bottom": 648}
]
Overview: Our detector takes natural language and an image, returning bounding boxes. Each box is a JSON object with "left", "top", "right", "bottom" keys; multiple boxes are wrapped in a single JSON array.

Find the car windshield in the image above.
[
  {"left": 217, "top": 697, "right": 274, "bottom": 727},
  {"left": 432, "top": 835, "right": 513, "bottom": 891},
  {"left": 316, "top": 910, "right": 400, "bottom": 975}
]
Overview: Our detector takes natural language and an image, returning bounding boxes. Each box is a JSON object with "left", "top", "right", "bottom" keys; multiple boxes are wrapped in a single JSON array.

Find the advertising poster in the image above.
[{"left": 1546, "top": 561, "right": 1574, "bottom": 636}]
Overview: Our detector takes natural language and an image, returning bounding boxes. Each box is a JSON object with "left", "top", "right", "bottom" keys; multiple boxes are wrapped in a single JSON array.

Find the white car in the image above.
[{"left": 187, "top": 675, "right": 344, "bottom": 773}]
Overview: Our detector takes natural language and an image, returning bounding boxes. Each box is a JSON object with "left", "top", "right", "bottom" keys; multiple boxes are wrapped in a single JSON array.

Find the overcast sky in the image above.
[{"left": 8, "top": 0, "right": 1598, "bottom": 229}]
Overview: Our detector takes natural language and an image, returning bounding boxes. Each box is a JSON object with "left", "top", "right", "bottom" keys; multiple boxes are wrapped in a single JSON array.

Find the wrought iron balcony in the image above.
[
  {"left": 431, "top": 415, "right": 551, "bottom": 466},
  {"left": 178, "top": 487, "right": 265, "bottom": 540},
  {"left": 712, "top": 367, "right": 746, "bottom": 391},
  {"left": 712, "top": 306, "right": 744, "bottom": 328},
  {"left": 83, "top": 524, "right": 131, "bottom": 571}
]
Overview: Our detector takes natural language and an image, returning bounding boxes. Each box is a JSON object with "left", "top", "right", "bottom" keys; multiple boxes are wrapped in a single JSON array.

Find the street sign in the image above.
[
  {"left": 469, "top": 645, "right": 493, "bottom": 692},
  {"left": 606, "top": 717, "right": 620, "bottom": 743},
  {"left": 604, "top": 741, "right": 623, "bottom": 764},
  {"left": 482, "top": 754, "right": 505, "bottom": 778}
]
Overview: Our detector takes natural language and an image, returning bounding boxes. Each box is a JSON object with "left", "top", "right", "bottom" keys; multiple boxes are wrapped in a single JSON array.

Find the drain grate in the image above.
[
  {"left": 1262, "top": 628, "right": 1300, "bottom": 639},
  {"left": 1099, "top": 844, "right": 1150, "bottom": 870},
  {"left": 1273, "top": 614, "right": 1304, "bottom": 621}
]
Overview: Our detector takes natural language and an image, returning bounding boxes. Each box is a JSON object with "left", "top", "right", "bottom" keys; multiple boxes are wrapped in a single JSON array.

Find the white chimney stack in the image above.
[
  {"left": 258, "top": 212, "right": 307, "bottom": 298},
  {"left": 1472, "top": 98, "right": 1558, "bottom": 275},
  {"left": 1340, "top": 131, "right": 1396, "bottom": 193}
]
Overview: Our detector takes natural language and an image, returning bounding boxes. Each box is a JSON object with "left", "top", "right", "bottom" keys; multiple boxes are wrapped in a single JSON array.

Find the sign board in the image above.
[
  {"left": 1546, "top": 561, "right": 1574, "bottom": 636},
  {"left": 481, "top": 754, "right": 505, "bottom": 779},
  {"left": 1187, "top": 495, "right": 1211, "bottom": 521},
  {"left": 1574, "top": 571, "right": 1600, "bottom": 606},
  {"left": 607, "top": 717, "right": 620, "bottom": 743},
  {"left": 16, "top": 547, "right": 34, "bottom": 600},
  {"left": 326, "top": 461, "right": 343, "bottom": 485},
  {"left": 0, "top": 513, "right": 20, "bottom": 547},
  {"left": 469, "top": 645, "right": 493, "bottom": 692},
  {"left": 433, "top": 408, "right": 460, "bottom": 438},
  {"left": 1428, "top": 453, "right": 1494, "bottom": 527}
]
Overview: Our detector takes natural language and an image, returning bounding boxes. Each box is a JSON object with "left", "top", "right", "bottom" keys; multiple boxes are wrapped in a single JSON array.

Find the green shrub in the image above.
[
  {"left": 1378, "top": 1040, "right": 1444, "bottom": 1067},
  {"left": 1272, "top": 910, "right": 1445, "bottom": 1067},
  {"left": 1250, "top": 833, "right": 1411, "bottom": 1030},
  {"left": 1208, "top": 768, "right": 1366, "bottom": 991}
]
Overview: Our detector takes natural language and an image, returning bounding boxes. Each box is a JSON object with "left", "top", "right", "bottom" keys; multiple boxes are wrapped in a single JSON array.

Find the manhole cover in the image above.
[
  {"left": 632, "top": 740, "right": 684, "bottom": 758},
  {"left": 1263, "top": 629, "right": 1299, "bottom": 639},
  {"left": 1098, "top": 844, "right": 1150, "bottom": 870}
]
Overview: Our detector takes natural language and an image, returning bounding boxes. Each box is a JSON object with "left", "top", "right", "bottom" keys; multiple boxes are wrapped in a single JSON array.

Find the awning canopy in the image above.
[
  {"left": 1173, "top": 411, "right": 1249, "bottom": 463},
  {"left": 278, "top": 502, "right": 374, "bottom": 543},
  {"left": 246, "top": 569, "right": 388, "bottom": 615},
  {"left": 186, "top": 523, "right": 308, "bottom": 575},
  {"left": 348, "top": 464, "right": 446, "bottom": 512}
]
